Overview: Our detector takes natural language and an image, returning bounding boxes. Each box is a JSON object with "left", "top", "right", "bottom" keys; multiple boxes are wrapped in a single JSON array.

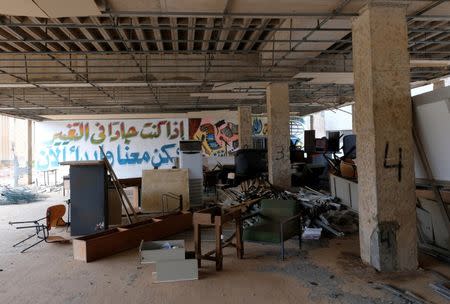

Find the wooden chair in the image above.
[{"left": 9, "top": 204, "right": 70, "bottom": 253}]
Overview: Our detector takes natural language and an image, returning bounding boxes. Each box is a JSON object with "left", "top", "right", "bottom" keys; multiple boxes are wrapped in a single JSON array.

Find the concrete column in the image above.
[
  {"left": 351, "top": 104, "right": 356, "bottom": 134},
  {"left": 266, "top": 83, "right": 290, "bottom": 188},
  {"left": 352, "top": 1, "right": 417, "bottom": 271},
  {"left": 27, "top": 120, "right": 32, "bottom": 185},
  {"left": 238, "top": 106, "right": 253, "bottom": 149}
]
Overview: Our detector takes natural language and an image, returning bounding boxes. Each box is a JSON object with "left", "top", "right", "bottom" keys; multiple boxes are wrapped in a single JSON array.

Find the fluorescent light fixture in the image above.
[
  {"left": 20, "top": 107, "right": 47, "bottom": 110},
  {"left": 43, "top": 83, "right": 91, "bottom": 88},
  {"left": 410, "top": 60, "right": 450, "bottom": 68},
  {"left": 0, "top": 83, "right": 36, "bottom": 88},
  {"left": 190, "top": 92, "right": 264, "bottom": 99},
  {"left": 0, "top": 81, "right": 204, "bottom": 89}
]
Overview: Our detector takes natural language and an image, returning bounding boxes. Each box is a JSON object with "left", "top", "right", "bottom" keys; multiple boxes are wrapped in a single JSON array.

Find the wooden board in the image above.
[
  {"left": 141, "top": 169, "right": 190, "bottom": 212},
  {"left": 73, "top": 212, "right": 193, "bottom": 262},
  {"left": 108, "top": 186, "right": 140, "bottom": 216},
  {"left": 416, "top": 189, "right": 450, "bottom": 205},
  {"left": 107, "top": 188, "right": 122, "bottom": 225}
]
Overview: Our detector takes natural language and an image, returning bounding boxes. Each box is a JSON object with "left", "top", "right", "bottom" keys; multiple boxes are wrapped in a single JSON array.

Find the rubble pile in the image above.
[
  {"left": 216, "top": 178, "right": 359, "bottom": 239},
  {"left": 297, "top": 187, "right": 358, "bottom": 237},
  {"left": 218, "top": 178, "right": 290, "bottom": 207}
]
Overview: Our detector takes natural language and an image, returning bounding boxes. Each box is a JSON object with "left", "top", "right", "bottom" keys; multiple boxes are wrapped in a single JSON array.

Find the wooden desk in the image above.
[{"left": 193, "top": 206, "right": 243, "bottom": 271}]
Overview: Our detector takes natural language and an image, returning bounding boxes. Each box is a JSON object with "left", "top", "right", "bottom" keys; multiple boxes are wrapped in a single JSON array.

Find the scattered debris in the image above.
[
  {"left": 297, "top": 187, "right": 358, "bottom": 238},
  {"left": 218, "top": 178, "right": 290, "bottom": 206},
  {"left": 36, "top": 184, "right": 62, "bottom": 193},
  {"left": 430, "top": 281, "right": 450, "bottom": 301},
  {"left": 372, "top": 282, "right": 426, "bottom": 304},
  {"left": 302, "top": 228, "right": 322, "bottom": 240},
  {"left": 217, "top": 179, "right": 358, "bottom": 239},
  {"left": 0, "top": 186, "right": 41, "bottom": 205}
]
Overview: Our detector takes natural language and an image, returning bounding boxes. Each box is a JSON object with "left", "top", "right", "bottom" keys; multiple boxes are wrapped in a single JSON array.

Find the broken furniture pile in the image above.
[
  {"left": 297, "top": 187, "right": 359, "bottom": 238},
  {"left": 216, "top": 177, "right": 292, "bottom": 219},
  {"left": 217, "top": 178, "right": 358, "bottom": 240}
]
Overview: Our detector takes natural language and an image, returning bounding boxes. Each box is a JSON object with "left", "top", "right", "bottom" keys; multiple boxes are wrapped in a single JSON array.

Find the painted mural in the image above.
[
  {"left": 35, "top": 119, "right": 187, "bottom": 178},
  {"left": 189, "top": 118, "right": 239, "bottom": 156},
  {"left": 252, "top": 116, "right": 268, "bottom": 136}
]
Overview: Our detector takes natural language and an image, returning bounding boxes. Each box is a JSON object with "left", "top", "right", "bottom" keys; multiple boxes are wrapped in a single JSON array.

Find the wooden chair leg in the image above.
[
  {"left": 280, "top": 223, "right": 285, "bottom": 260},
  {"left": 215, "top": 221, "right": 223, "bottom": 271},
  {"left": 235, "top": 219, "right": 244, "bottom": 259},
  {"left": 194, "top": 224, "right": 202, "bottom": 268}
]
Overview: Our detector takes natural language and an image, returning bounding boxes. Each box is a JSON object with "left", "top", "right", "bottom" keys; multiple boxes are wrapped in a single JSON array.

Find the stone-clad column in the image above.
[
  {"left": 352, "top": 1, "right": 417, "bottom": 271},
  {"left": 266, "top": 83, "right": 290, "bottom": 189},
  {"left": 238, "top": 106, "right": 253, "bottom": 149}
]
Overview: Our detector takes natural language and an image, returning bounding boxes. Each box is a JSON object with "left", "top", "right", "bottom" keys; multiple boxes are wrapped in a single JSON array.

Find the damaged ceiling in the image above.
[{"left": 0, "top": 0, "right": 449, "bottom": 119}]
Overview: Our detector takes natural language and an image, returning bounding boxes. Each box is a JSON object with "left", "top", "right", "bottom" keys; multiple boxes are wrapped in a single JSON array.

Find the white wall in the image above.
[{"left": 324, "top": 105, "right": 353, "bottom": 131}]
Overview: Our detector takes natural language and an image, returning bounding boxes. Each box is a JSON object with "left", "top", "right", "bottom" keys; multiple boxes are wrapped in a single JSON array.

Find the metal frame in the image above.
[
  {"left": 242, "top": 211, "right": 303, "bottom": 260},
  {"left": 0, "top": 1, "right": 449, "bottom": 118},
  {"left": 9, "top": 217, "right": 48, "bottom": 253}
]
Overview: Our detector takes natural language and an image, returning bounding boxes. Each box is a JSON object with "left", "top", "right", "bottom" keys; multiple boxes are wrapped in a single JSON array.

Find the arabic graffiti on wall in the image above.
[
  {"left": 35, "top": 119, "right": 187, "bottom": 178},
  {"left": 189, "top": 118, "right": 239, "bottom": 156},
  {"left": 252, "top": 116, "right": 268, "bottom": 136}
]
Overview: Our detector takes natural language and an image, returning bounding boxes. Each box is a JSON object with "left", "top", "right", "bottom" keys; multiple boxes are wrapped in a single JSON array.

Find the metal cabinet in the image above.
[{"left": 61, "top": 161, "right": 108, "bottom": 236}]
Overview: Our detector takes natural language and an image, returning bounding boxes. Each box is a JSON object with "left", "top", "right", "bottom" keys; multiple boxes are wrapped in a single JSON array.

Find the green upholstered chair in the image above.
[{"left": 243, "top": 199, "right": 302, "bottom": 260}]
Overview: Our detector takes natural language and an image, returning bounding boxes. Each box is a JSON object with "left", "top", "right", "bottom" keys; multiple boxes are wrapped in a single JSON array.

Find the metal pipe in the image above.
[{"left": 0, "top": 38, "right": 356, "bottom": 43}]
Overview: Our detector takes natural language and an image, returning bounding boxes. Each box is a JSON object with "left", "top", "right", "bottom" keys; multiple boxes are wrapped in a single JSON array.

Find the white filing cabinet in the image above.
[{"left": 179, "top": 140, "right": 204, "bottom": 208}]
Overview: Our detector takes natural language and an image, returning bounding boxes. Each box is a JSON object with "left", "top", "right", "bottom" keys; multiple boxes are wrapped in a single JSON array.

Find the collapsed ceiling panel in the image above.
[{"left": 0, "top": 0, "right": 448, "bottom": 119}]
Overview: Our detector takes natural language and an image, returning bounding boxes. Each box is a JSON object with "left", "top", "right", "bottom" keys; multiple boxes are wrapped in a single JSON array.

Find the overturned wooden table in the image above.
[{"left": 193, "top": 206, "right": 243, "bottom": 271}]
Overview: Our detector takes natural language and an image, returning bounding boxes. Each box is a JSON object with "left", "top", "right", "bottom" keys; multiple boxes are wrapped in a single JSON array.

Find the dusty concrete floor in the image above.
[{"left": 1, "top": 193, "right": 450, "bottom": 304}]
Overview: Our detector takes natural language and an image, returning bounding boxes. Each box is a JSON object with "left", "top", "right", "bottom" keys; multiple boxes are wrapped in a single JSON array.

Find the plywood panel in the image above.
[
  {"left": 107, "top": 189, "right": 122, "bottom": 226},
  {"left": 141, "top": 169, "right": 190, "bottom": 212}
]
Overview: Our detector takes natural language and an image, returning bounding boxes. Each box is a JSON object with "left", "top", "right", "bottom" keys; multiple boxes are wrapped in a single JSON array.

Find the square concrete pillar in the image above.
[
  {"left": 352, "top": 1, "right": 417, "bottom": 271},
  {"left": 266, "top": 83, "right": 290, "bottom": 189},
  {"left": 238, "top": 106, "right": 253, "bottom": 149}
]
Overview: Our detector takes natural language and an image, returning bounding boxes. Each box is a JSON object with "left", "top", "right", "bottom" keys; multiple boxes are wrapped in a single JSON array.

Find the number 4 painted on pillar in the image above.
[{"left": 383, "top": 142, "right": 402, "bottom": 182}]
